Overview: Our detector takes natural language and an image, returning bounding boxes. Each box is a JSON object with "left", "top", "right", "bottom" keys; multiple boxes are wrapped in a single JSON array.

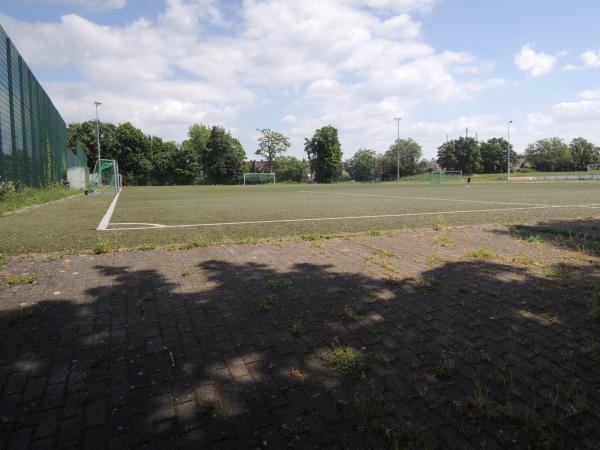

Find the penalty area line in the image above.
[
  {"left": 100, "top": 203, "right": 600, "bottom": 231},
  {"left": 96, "top": 190, "right": 122, "bottom": 231}
]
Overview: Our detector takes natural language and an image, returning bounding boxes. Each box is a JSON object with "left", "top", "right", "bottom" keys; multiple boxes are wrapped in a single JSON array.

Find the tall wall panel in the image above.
[{"left": 0, "top": 24, "right": 86, "bottom": 187}]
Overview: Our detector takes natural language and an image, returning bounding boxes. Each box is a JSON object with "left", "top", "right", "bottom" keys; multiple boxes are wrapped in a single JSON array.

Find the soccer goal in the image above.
[
  {"left": 587, "top": 164, "right": 600, "bottom": 174},
  {"left": 88, "top": 159, "right": 122, "bottom": 195},
  {"left": 243, "top": 173, "right": 276, "bottom": 185},
  {"left": 423, "top": 170, "right": 464, "bottom": 183}
]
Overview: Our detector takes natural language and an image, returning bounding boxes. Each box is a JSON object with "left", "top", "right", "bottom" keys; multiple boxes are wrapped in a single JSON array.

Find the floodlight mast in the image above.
[
  {"left": 394, "top": 117, "right": 402, "bottom": 181},
  {"left": 94, "top": 101, "right": 102, "bottom": 181},
  {"left": 507, "top": 120, "right": 513, "bottom": 182}
]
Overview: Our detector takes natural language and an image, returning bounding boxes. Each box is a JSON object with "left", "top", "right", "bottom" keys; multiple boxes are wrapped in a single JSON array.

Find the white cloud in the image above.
[
  {"left": 581, "top": 48, "right": 600, "bottom": 68},
  {"left": 514, "top": 44, "right": 561, "bottom": 77},
  {"left": 2, "top": 0, "right": 503, "bottom": 157},
  {"left": 25, "top": 0, "right": 127, "bottom": 11}
]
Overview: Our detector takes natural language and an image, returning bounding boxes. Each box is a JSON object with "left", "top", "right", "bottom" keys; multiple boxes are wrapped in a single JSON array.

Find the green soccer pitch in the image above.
[{"left": 2, "top": 182, "right": 600, "bottom": 254}]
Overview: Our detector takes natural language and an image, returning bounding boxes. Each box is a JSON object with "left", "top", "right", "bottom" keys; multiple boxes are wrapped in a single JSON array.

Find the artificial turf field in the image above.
[{"left": 2, "top": 181, "right": 600, "bottom": 254}]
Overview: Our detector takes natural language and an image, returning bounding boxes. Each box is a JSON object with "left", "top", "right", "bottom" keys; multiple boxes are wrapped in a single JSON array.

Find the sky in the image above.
[{"left": 1, "top": 0, "right": 599, "bottom": 160}]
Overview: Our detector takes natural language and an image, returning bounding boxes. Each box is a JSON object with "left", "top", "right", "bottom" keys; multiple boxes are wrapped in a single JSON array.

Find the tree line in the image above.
[
  {"left": 436, "top": 136, "right": 599, "bottom": 174},
  {"left": 68, "top": 119, "right": 600, "bottom": 185}
]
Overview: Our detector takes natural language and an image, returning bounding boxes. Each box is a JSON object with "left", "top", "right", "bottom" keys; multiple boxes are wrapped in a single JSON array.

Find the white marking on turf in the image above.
[
  {"left": 100, "top": 203, "right": 600, "bottom": 231},
  {"left": 96, "top": 190, "right": 122, "bottom": 231},
  {"left": 297, "top": 190, "right": 554, "bottom": 208}
]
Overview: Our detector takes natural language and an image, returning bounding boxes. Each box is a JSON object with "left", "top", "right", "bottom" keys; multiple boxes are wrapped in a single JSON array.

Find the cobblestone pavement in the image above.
[{"left": 1, "top": 222, "right": 600, "bottom": 449}]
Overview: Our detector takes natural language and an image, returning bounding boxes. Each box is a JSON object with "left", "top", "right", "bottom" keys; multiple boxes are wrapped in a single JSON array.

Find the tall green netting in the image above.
[{"left": 0, "top": 25, "right": 87, "bottom": 188}]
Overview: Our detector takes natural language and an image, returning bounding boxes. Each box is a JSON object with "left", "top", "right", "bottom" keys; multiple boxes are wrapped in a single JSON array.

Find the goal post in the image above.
[
  {"left": 423, "top": 170, "right": 464, "bottom": 183},
  {"left": 88, "top": 159, "right": 122, "bottom": 195},
  {"left": 243, "top": 173, "right": 276, "bottom": 185}
]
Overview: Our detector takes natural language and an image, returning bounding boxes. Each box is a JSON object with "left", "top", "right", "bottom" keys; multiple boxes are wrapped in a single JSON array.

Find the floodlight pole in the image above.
[
  {"left": 94, "top": 101, "right": 102, "bottom": 180},
  {"left": 507, "top": 120, "right": 513, "bottom": 182},
  {"left": 394, "top": 117, "right": 402, "bottom": 181}
]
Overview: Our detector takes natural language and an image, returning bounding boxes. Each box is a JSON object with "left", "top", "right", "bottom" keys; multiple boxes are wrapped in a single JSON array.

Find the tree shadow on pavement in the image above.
[
  {"left": 1, "top": 252, "right": 599, "bottom": 449},
  {"left": 495, "top": 218, "right": 600, "bottom": 256}
]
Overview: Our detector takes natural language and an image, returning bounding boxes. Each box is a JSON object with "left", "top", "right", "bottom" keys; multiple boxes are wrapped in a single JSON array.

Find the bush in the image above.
[{"left": 0, "top": 180, "right": 16, "bottom": 201}]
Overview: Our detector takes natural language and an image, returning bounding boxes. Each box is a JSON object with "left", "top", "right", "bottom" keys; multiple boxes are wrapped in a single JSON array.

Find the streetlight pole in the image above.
[
  {"left": 507, "top": 120, "right": 513, "bottom": 182},
  {"left": 94, "top": 101, "right": 102, "bottom": 180},
  {"left": 394, "top": 117, "right": 402, "bottom": 181}
]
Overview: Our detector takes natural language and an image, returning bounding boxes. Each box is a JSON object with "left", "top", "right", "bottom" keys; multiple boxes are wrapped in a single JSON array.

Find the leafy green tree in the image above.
[
  {"left": 346, "top": 149, "right": 376, "bottom": 181},
  {"left": 256, "top": 129, "right": 290, "bottom": 172},
  {"left": 525, "top": 138, "right": 573, "bottom": 172},
  {"left": 381, "top": 139, "right": 422, "bottom": 179},
  {"left": 67, "top": 120, "right": 118, "bottom": 169},
  {"left": 480, "top": 138, "right": 517, "bottom": 173},
  {"left": 569, "top": 137, "right": 599, "bottom": 170},
  {"left": 114, "top": 122, "right": 152, "bottom": 185},
  {"left": 204, "top": 126, "right": 246, "bottom": 184},
  {"left": 304, "top": 125, "right": 342, "bottom": 183},
  {"left": 272, "top": 156, "right": 307, "bottom": 182},
  {"left": 437, "top": 137, "right": 482, "bottom": 174}
]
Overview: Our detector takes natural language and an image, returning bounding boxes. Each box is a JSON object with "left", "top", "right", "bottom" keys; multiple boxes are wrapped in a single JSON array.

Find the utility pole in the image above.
[
  {"left": 94, "top": 101, "right": 102, "bottom": 180},
  {"left": 394, "top": 117, "right": 402, "bottom": 181},
  {"left": 507, "top": 120, "right": 513, "bottom": 182}
]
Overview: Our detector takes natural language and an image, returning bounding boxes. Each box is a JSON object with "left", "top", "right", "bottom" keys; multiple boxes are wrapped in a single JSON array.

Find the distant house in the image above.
[{"left": 246, "top": 160, "right": 270, "bottom": 172}]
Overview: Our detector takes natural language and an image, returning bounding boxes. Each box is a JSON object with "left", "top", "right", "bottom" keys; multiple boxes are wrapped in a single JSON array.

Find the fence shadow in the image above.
[{"left": 1, "top": 251, "right": 599, "bottom": 448}]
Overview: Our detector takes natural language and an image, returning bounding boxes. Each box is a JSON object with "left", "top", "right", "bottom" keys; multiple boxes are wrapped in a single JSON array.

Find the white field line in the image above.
[
  {"left": 96, "top": 190, "right": 122, "bottom": 231},
  {"left": 102, "top": 203, "right": 600, "bottom": 231},
  {"left": 297, "top": 190, "right": 555, "bottom": 208}
]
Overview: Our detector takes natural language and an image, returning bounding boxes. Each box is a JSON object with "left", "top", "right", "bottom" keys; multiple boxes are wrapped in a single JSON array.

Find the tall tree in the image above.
[
  {"left": 272, "top": 156, "right": 307, "bottom": 182},
  {"left": 304, "top": 125, "right": 342, "bottom": 183},
  {"left": 525, "top": 138, "right": 573, "bottom": 172},
  {"left": 437, "top": 137, "right": 482, "bottom": 174},
  {"left": 381, "top": 139, "right": 422, "bottom": 179},
  {"left": 346, "top": 149, "right": 376, "bottom": 182},
  {"left": 569, "top": 137, "right": 599, "bottom": 170},
  {"left": 204, "top": 126, "right": 246, "bottom": 184},
  {"left": 256, "top": 129, "right": 290, "bottom": 172},
  {"left": 480, "top": 138, "right": 517, "bottom": 173},
  {"left": 67, "top": 120, "right": 118, "bottom": 169}
]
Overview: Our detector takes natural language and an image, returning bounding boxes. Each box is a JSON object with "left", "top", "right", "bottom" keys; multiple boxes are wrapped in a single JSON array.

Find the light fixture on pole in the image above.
[
  {"left": 394, "top": 117, "right": 402, "bottom": 181},
  {"left": 507, "top": 120, "right": 513, "bottom": 182},
  {"left": 94, "top": 101, "right": 102, "bottom": 180}
]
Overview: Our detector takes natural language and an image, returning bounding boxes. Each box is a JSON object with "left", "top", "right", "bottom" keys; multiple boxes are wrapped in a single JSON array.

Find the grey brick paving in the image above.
[{"left": 1, "top": 223, "right": 600, "bottom": 449}]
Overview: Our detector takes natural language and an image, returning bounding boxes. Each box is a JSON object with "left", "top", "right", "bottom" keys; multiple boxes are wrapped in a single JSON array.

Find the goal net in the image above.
[
  {"left": 243, "top": 173, "right": 275, "bottom": 185},
  {"left": 88, "top": 159, "right": 122, "bottom": 195},
  {"left": 423, "top": 170, "right": 464, "bottom": 183}
]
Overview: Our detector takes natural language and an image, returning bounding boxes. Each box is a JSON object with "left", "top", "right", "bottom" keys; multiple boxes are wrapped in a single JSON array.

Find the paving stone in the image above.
[{"left": 1, "top": 224, "right": 599, "bottom": 448}]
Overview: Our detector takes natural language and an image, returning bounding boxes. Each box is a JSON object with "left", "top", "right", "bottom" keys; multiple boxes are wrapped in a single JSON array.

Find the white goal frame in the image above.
[{"left": 243, "top": 173, "right": 276, "bottom": 185}]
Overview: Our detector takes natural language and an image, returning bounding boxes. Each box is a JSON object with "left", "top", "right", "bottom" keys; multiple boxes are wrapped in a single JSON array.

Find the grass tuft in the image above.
[
  {"left": 426, "top": 254, "right": 446, "bottom": 266},
  {"left": 524, "top": 235, "right": 543, "bottom": 243},
  {"left": 0, "top": 253, "right": 7, "bottom": 269},
  {"left": 138, "top": 243, "right": 156, "bottom": 251},
  {"left": 8, "top": 307, "right": 33, "bottom": 325},
  {"left": 434, "top": 235, "right": 451, "bottom": 247},
  {"left": 465, "top": 247, "right": 497, "bottom": 261},
  {"left": 5, "top": 273, "right": 37, "bottom": 286},
  {"left": 367, "top": 229, "right": 381, "bottom": 236},
  {"left": 325, "top": 345, "right": 367, "bottom": 377},
  {"left": 432, "top": 354, "right": 456, "bottom": 380},
  {"left": 255, "top": 295, "right": 280, "bottom": 312},
  {"left": 413, "top": 276, "right": 439, "bottom": 289},
  {"left": 180, "top": 266, "right": 193, "bottom": 277},
  {"left": 93, "top": 241, "right": 111, "bottom": 255},
  {"left": 542, "top": 262, "right": 574, "bottom": 280}
]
